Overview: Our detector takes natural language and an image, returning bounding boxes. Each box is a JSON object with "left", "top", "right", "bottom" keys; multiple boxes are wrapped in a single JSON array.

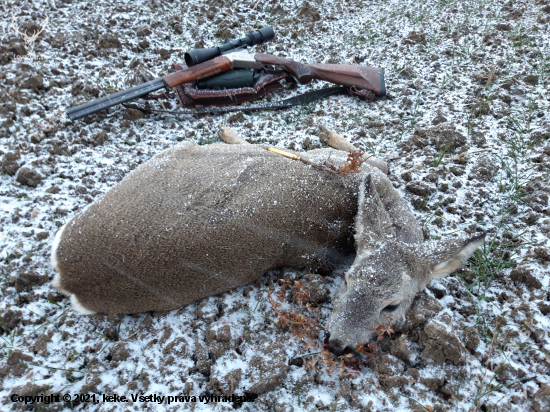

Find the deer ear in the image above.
[
  {"left": 418, "top": 233, "right": 485, "bottom": 280},
  {"left": 355, "top": 173, "right": 396, "bottom": 253}
]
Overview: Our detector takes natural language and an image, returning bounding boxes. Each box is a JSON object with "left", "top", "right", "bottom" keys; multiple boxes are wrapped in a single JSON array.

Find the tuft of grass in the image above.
[
  {"left": 345, "top": 34, "right": 367, "bottom": 48},
  {"left": 533, "top": 47, "right": 549, "bottom": 83},
  {"left": 241, "top": 287, "right": 275, "bottom": 340},
  {"left": 0, "top": 327, "right": 18, "bottom": 358},
  {"left": 433, "top": 144, "right": 449, "bottom": 167},
  {"left": 465, "top": 318, "right": 534, "bottom": 412},
  {"left": 422, "top": 200, "right": 444, "bottom": 227},
  {"left": 507, "top": 97, "right": 542, "bottom": 137},
  {"left": 510, "top": 25, "right": 535, "bottom": 49},
  {"left": 464, "top": 232, "right": 520, "bottom": 300},
  {"left": 458, "top": 85, "right": 541, "bottom": 340},
  {"left": 308, "top": 403, "right": 347, "bottom": 412},
  {"left": 495, "top": 153, "right": 536, "bottom": 208}
]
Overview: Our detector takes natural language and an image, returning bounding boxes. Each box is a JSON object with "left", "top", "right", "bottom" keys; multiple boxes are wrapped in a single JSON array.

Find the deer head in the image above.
[
  {"left": 325, "top": 173, "right": 486, "bottom": 354},
  {"left": 11, "top": 13, "right": 49, "bottom": 55}
]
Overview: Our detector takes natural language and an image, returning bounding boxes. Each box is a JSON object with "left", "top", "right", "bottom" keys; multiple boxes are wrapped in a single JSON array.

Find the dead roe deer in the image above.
[{"left": 51, "top": 136, "right": 484, "bottom": 354}]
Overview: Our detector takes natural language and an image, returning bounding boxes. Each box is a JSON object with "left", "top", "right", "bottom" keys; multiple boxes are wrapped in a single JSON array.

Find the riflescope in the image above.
[{"left": 184, "top": 26, "right": 275, "bottom": 67}]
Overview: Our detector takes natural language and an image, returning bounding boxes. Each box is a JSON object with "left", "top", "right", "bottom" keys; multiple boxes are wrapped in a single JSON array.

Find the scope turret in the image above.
[{"left": 184, "top": 26, "right": 274, "bottom": 67}]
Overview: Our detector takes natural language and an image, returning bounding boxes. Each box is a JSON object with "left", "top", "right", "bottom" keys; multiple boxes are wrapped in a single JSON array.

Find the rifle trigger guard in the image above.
[{"left": 350, "top": 86, "right": 375, "bottom": 101}]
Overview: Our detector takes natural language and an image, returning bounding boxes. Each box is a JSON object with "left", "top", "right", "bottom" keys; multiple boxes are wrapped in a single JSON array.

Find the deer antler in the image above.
[
  {"left": 30, "top": 15, "right": 49, "bottom": 42},
  {"left": 10, "top": 13, "right": 26, "bottom": 39}
]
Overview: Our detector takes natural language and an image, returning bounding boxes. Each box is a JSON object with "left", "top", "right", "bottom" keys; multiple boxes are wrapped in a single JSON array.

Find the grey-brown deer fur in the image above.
[{"left": 51, "top": 140, "right": 484, "bottom": 354}]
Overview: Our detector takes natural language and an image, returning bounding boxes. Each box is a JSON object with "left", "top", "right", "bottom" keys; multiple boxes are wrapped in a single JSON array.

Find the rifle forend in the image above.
[
  {"left": 163, "top": 53, "right": 263, "bottom": 88},
  {"left": 162, "top": 56, "right": 233, "bottom": 88}
]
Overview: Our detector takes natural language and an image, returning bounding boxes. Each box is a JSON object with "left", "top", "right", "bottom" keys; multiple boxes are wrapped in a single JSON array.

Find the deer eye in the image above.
[{"left": 382, "top": 304, "right": 399, "bottom": 312}]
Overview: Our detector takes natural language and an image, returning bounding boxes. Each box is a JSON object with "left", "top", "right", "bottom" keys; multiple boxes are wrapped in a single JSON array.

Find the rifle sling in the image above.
[{"left": 122, "top": 86, "right": 371, "bottom": 116}]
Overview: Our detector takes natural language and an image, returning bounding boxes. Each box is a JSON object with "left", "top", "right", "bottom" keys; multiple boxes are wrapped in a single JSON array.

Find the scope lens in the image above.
[
  {"left": 258, "top": 27, "right": 275, "bottom": 43},
  {"left": 246, "top": 27, "right": 274, "bottom": 46},
  {"left": 184, "top": 52, "right": 195, "bottom": 67}
]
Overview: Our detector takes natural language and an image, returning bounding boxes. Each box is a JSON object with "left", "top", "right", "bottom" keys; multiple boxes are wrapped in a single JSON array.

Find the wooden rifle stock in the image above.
[
  {"left": 163, "top": 55, "right": 233, "bottom": 88},
  {"left": 253, "top": 53, "right": 385, "bottom": 96}
]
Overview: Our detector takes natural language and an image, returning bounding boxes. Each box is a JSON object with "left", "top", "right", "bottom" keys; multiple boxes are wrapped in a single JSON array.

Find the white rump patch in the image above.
[
  {"left": 70, "top": 294, "right": 96, "bottom": 315},
  {"left": 50, "top": 223, "right": 66, "bottom": 275},
  {"left": 50, "top": 223, "right": 96, "bottom": 315}
]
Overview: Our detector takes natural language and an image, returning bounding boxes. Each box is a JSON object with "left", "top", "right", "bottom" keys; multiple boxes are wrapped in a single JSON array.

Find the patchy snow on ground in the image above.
[{"left": 1, "top": 0, "right": 549, "bottom": 411}]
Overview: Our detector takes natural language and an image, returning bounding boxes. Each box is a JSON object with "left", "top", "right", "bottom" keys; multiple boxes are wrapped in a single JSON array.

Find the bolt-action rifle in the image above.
[{"left": 66, "top": 27, "right": 385, "bottom": 121}]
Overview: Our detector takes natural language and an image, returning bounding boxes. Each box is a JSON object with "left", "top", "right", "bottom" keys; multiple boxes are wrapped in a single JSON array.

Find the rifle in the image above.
[
  {"left": 66, "top": 28, "right": 385, "bottom": 121},
  {"left": 66, "top": 27, "right": 274, "bottom": 121}
]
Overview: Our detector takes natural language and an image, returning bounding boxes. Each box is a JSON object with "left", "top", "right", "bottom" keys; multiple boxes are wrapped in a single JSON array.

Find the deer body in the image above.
[
  {"left": 53, "top": 143, "right": 367, "bottom": 313},
  {"left": 52, "top": 141, "right": 483, "bottom": 351}
]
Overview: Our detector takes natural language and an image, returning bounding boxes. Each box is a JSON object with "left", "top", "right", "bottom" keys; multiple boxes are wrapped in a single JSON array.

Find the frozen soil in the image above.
[{"left": 1, "top": 0, "right": 550, "bottom": 411}]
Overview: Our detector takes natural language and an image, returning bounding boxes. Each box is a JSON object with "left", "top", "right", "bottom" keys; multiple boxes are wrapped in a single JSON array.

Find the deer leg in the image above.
[
  {"left": 318, "top": 126, "right": 388, "bottom": 174},
  {"left": 218, "top": 126, "right": 249, "bottom": 144}
]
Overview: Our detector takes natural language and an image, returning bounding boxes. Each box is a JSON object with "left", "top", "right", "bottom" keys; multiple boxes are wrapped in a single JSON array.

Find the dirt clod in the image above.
[
  {"left": 110, "top": 344, "right": 130, "bottom": 361},
  {"left": 419, "top": 315, "right": 467, "bottom": 365},
  {"left": 16, "top": 166, "right": 44, "bottom": 187},
  {"left": 381, "top": 375, "right": 409, "bottom": 388},
  {"left": 2, "top": 151, "right": 21, "bottom": 174},
  {"left": 0, "top": 350, "right": 33, "bottom": 378},
  {"left": 300, "top": 273, "right": 329, "bottom": 303},
  {"left": 510, "top": 266, "right": 543, "bottom": 289},
  {"left": 469, "top": 156, "right": 499, "bottom": 182},
  {"left": 420, "top": 376, "right": 445, "bottom": 391},
  {"left": 534, "top": 247, "right": 550, "bottom": 261},
  {"left": 401, "top": 293, "right": 443, "bottom": 334},
  {"left": 534, "top": 384, "right": 550, "bottom": 412},
  {"left": 123, "top": 108, "right": 146, "bottom": 121},
  {"left": 136, "top": 26, "right": 152, "bottom": 37},
  {"left": 462, "top": 326, "right": 480, "bottom": 352},
  {"left": 17, "top": 73, "right": 44, "bottom": 89},
  {"left": 15, "top": 271, "right": 48, "bottom": 292},
  {"left": 390, "top": 335, "right": 411, "bottom": 362},
  {"left": 296, "top": 2, "right": 321, "bottom": 22},
  {"left": 98, "top": 34, "right": 121, "bottom": 49},
  {"left": 33, "top": 333, "right": 52, "bottom": 357},
  {"left": 406, "top": 31, "right": 427, "bottom": 44},
  {"left": 90, "top": 131, "right": 109, "bottom": 146},
  {"left": 376, "top": 353, "right": 405, "bottom": 375},
  {"left": 406, "top": 181, "right": 435, "bottom": 197},
  {"left": 248, "top": 343, "right": 289, "bottom": 395}
]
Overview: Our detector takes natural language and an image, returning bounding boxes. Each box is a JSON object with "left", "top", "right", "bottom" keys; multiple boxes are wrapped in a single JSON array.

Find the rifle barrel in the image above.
[
  {"left": 67, "top": 55, "right": 233, "bottom": 121},
  {"left": 66, "top": 77, "right": 165, "bottom": 121}
]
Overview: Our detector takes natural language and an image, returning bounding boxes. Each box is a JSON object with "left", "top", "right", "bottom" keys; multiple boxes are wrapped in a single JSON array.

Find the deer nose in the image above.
[
  {"left": 327, "top": 338, "right": 355, "bottom": 356},
  {"left": 327, "top": 338, "right": 345, "bottom": 355}
]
